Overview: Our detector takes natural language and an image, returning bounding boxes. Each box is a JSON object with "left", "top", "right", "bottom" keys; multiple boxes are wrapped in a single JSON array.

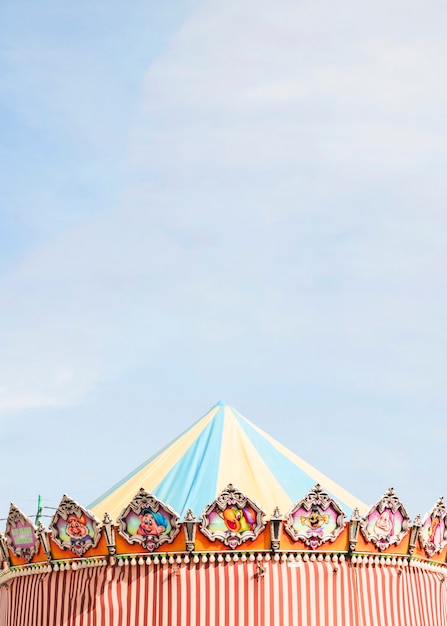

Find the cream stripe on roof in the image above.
[
  {"left": 216, "top": 406, "right": 292, "bottom": 516},
  {"left": 238, "top": 412, "right": 368, "bottom": 515}
]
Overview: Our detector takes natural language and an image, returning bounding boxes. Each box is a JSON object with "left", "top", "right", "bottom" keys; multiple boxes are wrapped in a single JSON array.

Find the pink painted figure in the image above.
[
  {"left": 374, "top": 510, "right": 393, "bottom": 537},
  {"left": 66, "top": 514, "right": 89, "bottom": 539}
]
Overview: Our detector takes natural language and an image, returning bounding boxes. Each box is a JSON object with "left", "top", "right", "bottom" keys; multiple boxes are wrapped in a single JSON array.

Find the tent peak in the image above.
[{"left": 90, "top": 402, "right": 367, "bottom": 521}]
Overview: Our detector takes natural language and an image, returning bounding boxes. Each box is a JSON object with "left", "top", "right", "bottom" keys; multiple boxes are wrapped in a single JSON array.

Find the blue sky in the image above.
[{"left": 1, "top": 0, "right": 446, "bottom": 523}]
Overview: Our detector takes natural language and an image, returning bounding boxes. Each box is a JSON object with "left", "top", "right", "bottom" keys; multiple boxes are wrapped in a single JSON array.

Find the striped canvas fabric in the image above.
[
  {"left": 5, "top": 562, "right": 447, "bottom": 626},
  {"left": 90, "top": 401, "right": 366, "bottom": 521}
]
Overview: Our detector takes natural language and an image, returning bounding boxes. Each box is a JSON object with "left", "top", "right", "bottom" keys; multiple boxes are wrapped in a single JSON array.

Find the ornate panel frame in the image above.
[
  {"left": 419, "top": 497, "right": 447, "bottom": 558},
  {"left": 284, "top": 484, "right": 346, "bottom": 549},
  {"left": 49, "top": 495, "right": 101, "bottom": 557},
  {"left": 5, "top": 503, "right": 40, "bottom": 562},
  {"left": 360, "top": 487, "right": 410, "bottom": 551},
  {"left": 117, "top": 488, "right": 180, "bottom": 552},
  {"left": 199, "top": 484, "right": 266, "bottom": 549}
]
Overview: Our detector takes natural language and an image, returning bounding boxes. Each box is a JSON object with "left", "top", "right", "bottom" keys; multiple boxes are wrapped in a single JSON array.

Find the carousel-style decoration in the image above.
[
  {"left": 3, "top": 403, "right": 447, "bottom": 626},
  {"left": 183, "top": 509, "right": 197, "bottom": 552},
  {"left": 4, "top": 503, "right": 39, "bottom": 563},
  {"left": 36, "top": 521, "right": 53, "bottom": 562},
  {"left": 418, "top": 497, "right": 447, "bottom": 558},
  {"left": 360, "top": 487, "right": 410, "bottom": 551},
  {"left": 199, "top": 483, "right": 266, "bottom": 549},
  {"left": 284, "top": 484, "right": 345, "bottom": 549},
  {"left": 409, "top": 513, "right": 422, "bottom": 556},
  {"left": 348, "top": 507, "right": 362, "bottom": 552},
  {"left": 102, "top": 512, "right": 116, "bottom": 557},
  {"left": 49, "top": 495, "right": 101, "bottom": 557},
  {"left": 117, "top": 488, "right": 180, "bottom": 552},
  {"left": 270, "top": 507, "right": 283, "bottom": 551}
]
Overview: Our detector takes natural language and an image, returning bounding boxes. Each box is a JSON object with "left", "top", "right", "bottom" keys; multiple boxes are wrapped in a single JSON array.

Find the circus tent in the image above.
[{"left": 1, "top": 401, "right": 447, "bottom": 626}]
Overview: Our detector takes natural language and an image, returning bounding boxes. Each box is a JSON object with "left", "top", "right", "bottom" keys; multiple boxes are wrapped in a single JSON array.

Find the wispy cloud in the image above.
[
  {"left": 1, "top": 0, "right": 447, "bottom": 412},
  {"left": 0, "top": 0, "right": 446, "bottom": 513}
]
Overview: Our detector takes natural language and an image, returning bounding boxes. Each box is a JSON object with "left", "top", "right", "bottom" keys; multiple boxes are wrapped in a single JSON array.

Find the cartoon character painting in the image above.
[
  {"left": 137, "top": 509, "right": 168, "bottom": 538},
  {"left": 200, "top": 484, "right": 266, "bottom": 548},
  {"left": 66, "top": 514, "right": 90, "bottom": 542},
  {"left": 218, "top": 505, "right": 257, "bottom": 533},
  {"left": 117, "top": 489, "right": 180, "bottom": 551},
  {"left": 64, "top": 513, "right": 96, "bottom": 555},
  {"left": 49, "top": 495, "right": 101, "bottom": 557},
  {"left": 360, "top": 488, "right": 410, "bottom": 551},
  {"left": 363, "top": 507, "right": 401, "bottom": 550},
  {"left": 419, "top": 506, "right": 446, "bottom": 557},
  {"left": 284, "top": 485, "right": 346, "bottom": 549},
  {"left": 300, "top": 506, "right": 330, "bottom": 534},
  {"left": 374, "top": 509, "right": 394, "bottom": 538}
]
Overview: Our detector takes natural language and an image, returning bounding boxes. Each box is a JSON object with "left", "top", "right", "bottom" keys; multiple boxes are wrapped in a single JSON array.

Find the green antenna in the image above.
[{"left": 35, "top": 494, "right": 43, "bottom": 525}]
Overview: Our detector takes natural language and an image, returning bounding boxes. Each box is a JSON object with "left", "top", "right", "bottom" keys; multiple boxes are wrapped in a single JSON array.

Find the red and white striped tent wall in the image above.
[
  {"left": 1, "top": 402, "right": 446, "bottom": 626},
  {"left": 4, "top": 557, "right": 447, "bottom": 626}
]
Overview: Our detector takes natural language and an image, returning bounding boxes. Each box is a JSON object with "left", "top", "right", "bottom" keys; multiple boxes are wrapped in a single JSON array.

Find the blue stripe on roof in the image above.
[
  {"left": 88, "top": 402, "right": 220, "bottom": 510},
  {"left": 232, "top": 408, "right": 352, "bottom": 515},
  {"left": 151, "top": 405, "right": 225, "bottom": 518}
]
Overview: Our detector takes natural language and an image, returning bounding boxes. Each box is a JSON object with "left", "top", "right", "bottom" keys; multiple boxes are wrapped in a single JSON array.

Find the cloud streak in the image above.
[{"left": 0, "top": 0, "right": 446, "bottom": 514}]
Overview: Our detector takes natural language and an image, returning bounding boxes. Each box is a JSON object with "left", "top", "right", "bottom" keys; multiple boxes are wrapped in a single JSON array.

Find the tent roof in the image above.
[{"left": 90, "top": 401, "right": 366, "bottom": 521}]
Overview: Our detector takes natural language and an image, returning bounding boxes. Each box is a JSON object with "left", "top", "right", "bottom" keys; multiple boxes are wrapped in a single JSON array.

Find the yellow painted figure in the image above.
[
  {"left": 300, "top": 507, "right": 329, "bottom": 531},
  {"left": 218, "top": 505, "right": 256, "bottom": 533}
]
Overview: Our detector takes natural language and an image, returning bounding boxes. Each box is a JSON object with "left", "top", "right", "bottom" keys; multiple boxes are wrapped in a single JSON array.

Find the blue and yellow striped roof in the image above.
[{"left": 90, "top": 401, "right": 366, "bottom": 521}]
